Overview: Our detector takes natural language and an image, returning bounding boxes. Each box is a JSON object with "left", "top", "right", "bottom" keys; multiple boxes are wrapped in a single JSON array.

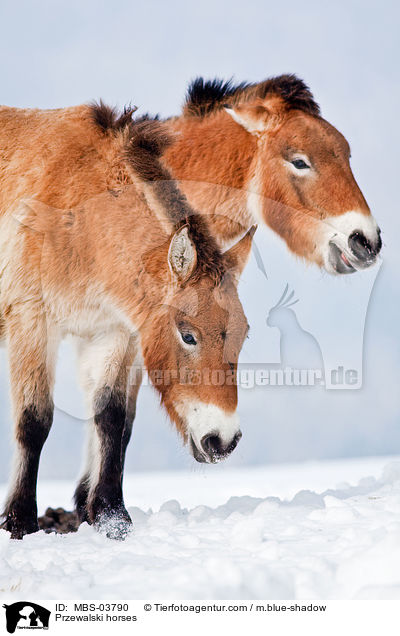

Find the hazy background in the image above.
[{"left": 0, "top": 0, "right": 399, "bottom": 482}]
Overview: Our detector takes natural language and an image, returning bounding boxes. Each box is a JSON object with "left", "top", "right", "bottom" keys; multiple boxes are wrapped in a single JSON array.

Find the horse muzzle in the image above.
[
  {"left": 190, "top": 430, "right": 242, "bottom": 464},
  {"left": 329, "top": 227, "right": 382, "bottom": 274},
  {"left": 178, "top": 401, "right": 242, "bottom": 464}
]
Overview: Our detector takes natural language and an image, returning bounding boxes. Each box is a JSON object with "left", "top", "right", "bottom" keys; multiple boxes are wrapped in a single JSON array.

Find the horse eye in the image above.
[
  {"left": 181, "top": 332, "right": 197, "bottom": 346},
  {"left": 291, "top": 158, "right": 310, "bottom": 170}
]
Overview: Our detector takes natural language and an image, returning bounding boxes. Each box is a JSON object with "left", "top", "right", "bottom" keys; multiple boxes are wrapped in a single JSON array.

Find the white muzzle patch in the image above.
[
  {"left": 318, "top": 210, "right": 380, "bottom": 274},
  {"left": 176, "top": 401, "right": 241, "bottom": 463}
]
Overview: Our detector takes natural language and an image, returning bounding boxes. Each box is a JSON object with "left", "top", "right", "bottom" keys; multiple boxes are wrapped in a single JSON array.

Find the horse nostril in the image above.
[
  {"left": 201, "top": 433, "right": 223, "bottom": 457},
  {"left": 348, "top": 231, "right": 378, "bottom": 262},
  {"left": 201, "top": 430, "right": 242, "bottom": 460}
]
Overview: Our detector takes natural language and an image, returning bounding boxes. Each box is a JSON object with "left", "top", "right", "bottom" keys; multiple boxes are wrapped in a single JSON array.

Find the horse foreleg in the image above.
[
  {"left": 88, "top": 386, "right": 132, "bottom": 539},
  {"left": 121, "top": 361, "right": 142, "bottom": 479},
  {"left": 74, "top": 330, "right": 140, "bottom": 539},
  {"left": 1, "top": 309, "right": 57, "bottom": 539}
]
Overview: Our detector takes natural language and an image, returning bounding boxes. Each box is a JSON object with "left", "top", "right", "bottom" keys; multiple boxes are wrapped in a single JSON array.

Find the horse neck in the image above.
[{"left": 164, "top": 112, "right": 257, "bottom": 245}]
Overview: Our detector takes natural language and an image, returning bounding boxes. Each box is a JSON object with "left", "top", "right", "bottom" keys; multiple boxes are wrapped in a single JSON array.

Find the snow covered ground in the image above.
[{"left": 1, "top": 455, "right": 400, "bottom": 600}]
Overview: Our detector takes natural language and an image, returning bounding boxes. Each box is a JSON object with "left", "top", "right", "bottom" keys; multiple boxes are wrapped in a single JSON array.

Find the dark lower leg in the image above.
[
  {"left": 120, "top": 411, "right": 134, "bottom": 483},
  {"left": 2, "top": 404, "right": 53, "bottom": 539},
  {"left": 74, "top": 405, "right": 134, "bottom": 525},
  {"left": 74, "top": 474, "right": 90, "bottom": 523},
  {"left": 88, "top": 388, "right": 131, "bottom": 538}
]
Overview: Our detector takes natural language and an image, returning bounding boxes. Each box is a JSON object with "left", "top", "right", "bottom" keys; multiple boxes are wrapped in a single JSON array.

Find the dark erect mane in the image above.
[
  {"left": 183, "top": 74, "right": 320, "bottom": 118},
  {"left": 90, "top": 102, "right": 225, "bottom": 285},
  {"left": 90, "top": 100, "right": 138, "bottom": 131},
  {"left": 128, "top": 118, "right": 225, "bottom": 284}
]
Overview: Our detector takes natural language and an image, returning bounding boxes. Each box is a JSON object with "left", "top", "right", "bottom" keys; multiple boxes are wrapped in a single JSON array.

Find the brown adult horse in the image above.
[{"left": 163, "top": 75, "right": 381, "bottom": 274}]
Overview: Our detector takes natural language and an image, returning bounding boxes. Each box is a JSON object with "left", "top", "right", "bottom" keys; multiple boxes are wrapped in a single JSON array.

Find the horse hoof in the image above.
[
  {"left": 1, "top": 515, "right": 39, "bottom": 540},
  {"left": 94, "top": 509, "right": 133, "bottom": 541}
]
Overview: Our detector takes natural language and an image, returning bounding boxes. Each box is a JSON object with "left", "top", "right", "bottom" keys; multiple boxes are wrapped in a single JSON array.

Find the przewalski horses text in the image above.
[
  {"left": 0, "top": 107, "right": 254, "bottom": 539},
  {"left": 163, "top": 75, "right": 382, "bottom": 273}
]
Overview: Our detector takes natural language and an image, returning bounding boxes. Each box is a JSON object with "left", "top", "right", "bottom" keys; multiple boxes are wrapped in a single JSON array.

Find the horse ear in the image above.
[
  {"left": 224, "top": 95, "right": 285, "bottom": 134},
  {"left": 224, "top": 225, "right": 257, "bottom": 284},
  {"left": 168, "top": 225, "right": 197, "bottom": 283}
]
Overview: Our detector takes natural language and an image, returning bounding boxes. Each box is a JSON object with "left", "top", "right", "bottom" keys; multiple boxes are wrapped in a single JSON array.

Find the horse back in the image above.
[{"left": 0, "top": 104, "right": 128, "bottom": 216}]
